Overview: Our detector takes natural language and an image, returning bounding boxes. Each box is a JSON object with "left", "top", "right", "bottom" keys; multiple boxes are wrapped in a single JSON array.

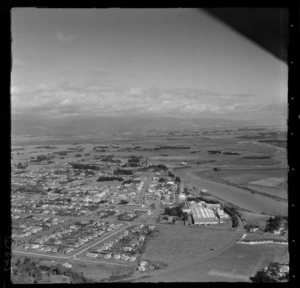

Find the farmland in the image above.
[{"left": 196, "top": 168, "right": 288, "bottom": 200}]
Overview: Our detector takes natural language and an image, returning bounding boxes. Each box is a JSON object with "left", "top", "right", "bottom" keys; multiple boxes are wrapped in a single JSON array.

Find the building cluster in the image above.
[
  {"left": 11, "top": 161, "right": 151, "bottom": 221},
  {"left": 12, "top": 216, "right": 64, "bottom": 239},
  {"left": 187, "top": 201, "right": 229, "bottom": 225},
  {"left": 146, "top": 173, "right": 177, "bottom": 205},
  {"left": 263, "top": 262, "right": 289, "bottom": 281},
  {"left": 85, "top": 224, "right": 156, "bottom": 262},
  {"left": 22, "top": 220, "right": 123, "bottom": 254}
]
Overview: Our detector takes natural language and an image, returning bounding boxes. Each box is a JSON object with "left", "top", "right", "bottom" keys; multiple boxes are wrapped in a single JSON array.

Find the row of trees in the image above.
[
  {"left": 250, "top": 271, "right": 279, "bottom": 283},
  {"left": 14, "top": 257, "right": 93, "bottom": 283},
  {"left": 186, "top": 196, "right": 219, "bottom": 205},
  {"left": 69, "top": 163, "right": 99, "bottom": 170},
  {"left": 113, "top": 168, "right": 133, "bottom": 175},
  {"left": 147, "top": 164, "right": 168, "bottom": 171},
  {"left": 97, "top": 176, "right": 124, "bottom": 182},
  {"left": 164, "top": 205, "right": 184, "bottom": 218},
  {"left": 223, "top": 207, "right": 239, "bottom": 228}
]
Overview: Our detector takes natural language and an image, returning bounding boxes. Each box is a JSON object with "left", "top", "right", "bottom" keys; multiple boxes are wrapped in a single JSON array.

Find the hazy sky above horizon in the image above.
[{"left": 11, "top": 8, "right": 288, "bottom": 124}]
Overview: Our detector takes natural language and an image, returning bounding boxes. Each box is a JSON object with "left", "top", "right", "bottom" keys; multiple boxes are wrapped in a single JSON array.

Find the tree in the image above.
[
  {"left": 265, "top": 216, "right": 282, "bottom": 232},
  {"left": 120, "top": 200, "right": 129, "bottom": 204},
  {"left": 15, "top": 258, "right": 22, "bottom": 267},
  {"left": 183, "top": 212, "right": 189, "bottom": 221},
  {"left": 174, "top": 176, "right": 181, "bottom": 183},
  {"left": 164, "top": 207, "right": 171, "bottom": 215},
  {"left": 250, "top": 271, "right": 279, "bottom": 283},
  {"left": 167, "top": 171, "right": 175, "bottom": 178}
]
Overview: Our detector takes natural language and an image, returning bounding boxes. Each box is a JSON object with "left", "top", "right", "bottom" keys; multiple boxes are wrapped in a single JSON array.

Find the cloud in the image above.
[
  {"left": 56, "top": 31, "right": 76, "bottom": 43},
  {"left": 11, "top": 85, "right": 22, "bottom": 94},
  {"left": 60, "top": 99, "right": 71, "bottom": 106},
  {"left": 128, "top": 87, "right": 144, "bottom": 96},
  {"left": 11, "top": 84, "right": 281, "bottom": 121},
  {"left": 13, "top": 57, "right": 25, "bottom": 67},
  {"left": 230, "top": 93, "right": 255, "bottom": 98},
  {"left": 91, "top": 70, "right": 135, "bottom": 78}
]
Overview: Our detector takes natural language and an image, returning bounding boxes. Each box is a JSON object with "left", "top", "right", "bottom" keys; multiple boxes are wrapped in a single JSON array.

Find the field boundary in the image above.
[{"left": 194, "top": 171, "right": 287, "bottom": 202}]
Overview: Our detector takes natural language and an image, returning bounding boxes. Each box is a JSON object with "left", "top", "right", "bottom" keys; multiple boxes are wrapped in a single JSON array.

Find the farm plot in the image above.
[
  {"left": 200, "top": 169, "right": 287, "bottom": 187},
  {"left": 248, "top": 177, "right": 285, "bottom": 187}
]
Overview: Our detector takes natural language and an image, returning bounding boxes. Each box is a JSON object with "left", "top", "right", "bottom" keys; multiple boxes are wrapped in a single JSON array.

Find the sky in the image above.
[{"left": 11, "top": 8, "right": 288, "bottom": 124}]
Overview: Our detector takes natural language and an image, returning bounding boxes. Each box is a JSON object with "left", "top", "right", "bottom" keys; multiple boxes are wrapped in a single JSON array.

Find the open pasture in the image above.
[
  {"left": 249, "top": 177, "right": 285, "bottom": 187},
  {"left": 141, "top": 224, "right": 237, "bottom": 267},
  {"left": 138, "top": 241, "right": 288, "bottom": 282}
]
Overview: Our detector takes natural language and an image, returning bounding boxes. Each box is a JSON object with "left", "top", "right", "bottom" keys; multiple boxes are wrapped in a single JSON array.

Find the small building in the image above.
[
  {"left": 62, "top": 262, "right": 72, "bottom": 268},
  {"left": 138, "top": 266, "right": 146, "bottom": 271},
  {"left": 86, "top": 252, "right": 98, "bottom": 258},
  {"left": 140, "top": 261, "right": 148, "bottom": 266},
  {"left": 104, "top": 254, "right": 112, "bottom": 259}
]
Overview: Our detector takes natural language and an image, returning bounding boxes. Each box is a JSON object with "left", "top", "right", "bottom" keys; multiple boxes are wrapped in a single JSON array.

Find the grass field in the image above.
[
  {"left": 249, "top": 177, "right": 285, "bottom": 187},
  {"left": 217, "top": 157, "right": 281, "bottom": 167},
  {"left": 136, "top": 242, "right": 288, "bottom": 282},
  {"left": 238, "top": 211, "right": 271, "bottom": 229},
  {"left": 141, "top": 224, "right": 238, "bottom": 267}
]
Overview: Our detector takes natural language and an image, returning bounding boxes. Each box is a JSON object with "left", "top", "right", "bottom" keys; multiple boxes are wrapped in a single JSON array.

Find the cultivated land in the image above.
[
  {"left": 10, "top": 126, "right": 288, "bottom": 282},
  {"left": 197, "top": 168, "right": 288, "bottom": 201}
]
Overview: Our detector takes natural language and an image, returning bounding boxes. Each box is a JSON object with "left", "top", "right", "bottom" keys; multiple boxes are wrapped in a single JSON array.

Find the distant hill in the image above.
[{"left": 11, "top": 116, "right": 255, "bottom": 136}]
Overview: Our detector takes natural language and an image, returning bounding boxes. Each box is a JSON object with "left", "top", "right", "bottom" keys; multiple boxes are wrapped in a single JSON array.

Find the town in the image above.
[{"left": 11, "top": 141, "right": 289, "bottom": 283}]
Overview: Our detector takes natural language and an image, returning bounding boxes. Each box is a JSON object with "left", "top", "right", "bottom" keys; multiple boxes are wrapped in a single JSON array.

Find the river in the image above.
[{"left": 175, "top": 168, "right": 288, "bottom": 216}]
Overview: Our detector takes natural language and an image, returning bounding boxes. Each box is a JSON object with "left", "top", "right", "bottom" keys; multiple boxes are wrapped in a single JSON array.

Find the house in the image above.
[
  {"left": 86, "top": 252, "right": 98, "bottom": 258},
  {"left": 124, "top": 247, "right": 133, "bottom": 252},
  {"left": 279, "top": 264, "right": 289, "bottom": 273},
  {"left": 138, "top": 266, "right": 146, "bottom": 271},
  {"left": 65, "top": 248, "right": 73, "bottom": 254},
  {"left": 104, "top": 254, "right": 111, "bottom": 259},
  {"left": 62, "top": 262, "right": 72, "bottom": 268},
  {"left": 121, "top": 255, "right": 129, "bottom": 261}
]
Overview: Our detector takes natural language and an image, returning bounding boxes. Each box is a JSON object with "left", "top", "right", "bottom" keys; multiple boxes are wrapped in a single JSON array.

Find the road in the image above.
[
  {"left": 72, "top": 222, "right": 130, "bottom": 258},
  {"left": 138, "top": 171, "right": 152, "bottom": 204}
]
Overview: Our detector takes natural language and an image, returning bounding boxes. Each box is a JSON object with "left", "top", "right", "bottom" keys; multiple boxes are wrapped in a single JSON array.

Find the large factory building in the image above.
[{"left": 189, "top": 201, "right": 219, "bottom": 225}]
